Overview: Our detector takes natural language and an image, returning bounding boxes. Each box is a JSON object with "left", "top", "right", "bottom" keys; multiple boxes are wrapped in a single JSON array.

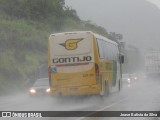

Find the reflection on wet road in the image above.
[{"left": 0, "top": 78, "right": 160, "bottom": 120}]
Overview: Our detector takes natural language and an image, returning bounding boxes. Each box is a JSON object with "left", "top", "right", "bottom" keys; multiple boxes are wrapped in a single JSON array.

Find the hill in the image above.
[{"left": 0, "top": 0, "right": 113, "bottom": 95}]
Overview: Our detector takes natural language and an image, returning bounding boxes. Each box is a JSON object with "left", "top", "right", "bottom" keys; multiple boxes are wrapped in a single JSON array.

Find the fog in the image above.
[
  {"left": 65, "top": 0, "right": 160, "bottom": 50},
  {"left": 1, "top": 1, "right": 160, "bottom": 119}
]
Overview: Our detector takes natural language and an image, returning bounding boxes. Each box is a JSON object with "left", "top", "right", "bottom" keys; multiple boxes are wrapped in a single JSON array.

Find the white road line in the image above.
[
  {"left": 75, "top": 97, "right": 128, "bottom": 120},
  {"left": 96, "top": 98, "right": 128, "bottom": 111}
]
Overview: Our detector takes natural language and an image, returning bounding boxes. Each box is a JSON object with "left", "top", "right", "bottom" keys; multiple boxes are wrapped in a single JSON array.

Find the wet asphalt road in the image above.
[{"left": 0, "top": 77, "right": 160, "bottom": 120}]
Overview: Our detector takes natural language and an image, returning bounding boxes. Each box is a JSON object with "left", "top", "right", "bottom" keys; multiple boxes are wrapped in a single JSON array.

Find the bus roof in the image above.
[
  {"left": 50, "top": 31, "right": 92, "bottom": 36},
  {"left": 50, "top": 31, "right": 118, "bottom": 45},
  {"left": 94, "top": 33, "right": 118, "bottom": 46}
]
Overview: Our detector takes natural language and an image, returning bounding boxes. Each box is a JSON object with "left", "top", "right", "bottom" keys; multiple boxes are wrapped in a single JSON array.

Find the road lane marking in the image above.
[
  {"left": 75, "top": 97, "right": 128, "bottom": 120},
  {"left": 96, "top": 97, "right": 128, "bottom": 111}
]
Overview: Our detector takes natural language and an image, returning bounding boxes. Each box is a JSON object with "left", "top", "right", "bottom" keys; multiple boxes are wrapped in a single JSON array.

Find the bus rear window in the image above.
[{"left": 50, "top": 34, "right": 93, "bottom": 56}]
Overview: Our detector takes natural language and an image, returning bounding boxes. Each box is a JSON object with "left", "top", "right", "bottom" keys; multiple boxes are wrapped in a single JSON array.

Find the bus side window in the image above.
[
  {"left": 97, "top": 39, "right": 104, "bottom": 58},
  {"left": 108, "top": 43, "right": 113, "bottom": 60},
  {"left": 113, "top": 45, "right": 117, "bottom": 61},
  {"left": 109, "top": 43, "right": 113, "bottom": 60},
  {"left": 102, "top": 41, "right": 107, "bottom": 59},
  {"left": 103, "top": 41, "right": 112, "bottom": 60}
]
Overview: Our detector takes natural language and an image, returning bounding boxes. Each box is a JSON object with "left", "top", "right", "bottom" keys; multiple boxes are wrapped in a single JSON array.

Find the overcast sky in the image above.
[
  {"left": 147, "top": 0, "right": 160, "bottom": 8},
  {"left": 65, "top": 0, "right": 160, "bottom": 51}
]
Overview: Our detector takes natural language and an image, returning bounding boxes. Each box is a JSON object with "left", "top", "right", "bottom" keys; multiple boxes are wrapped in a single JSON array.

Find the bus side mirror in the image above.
[{"left": 120, "top": 55, "right": 124, "bottom": 64}]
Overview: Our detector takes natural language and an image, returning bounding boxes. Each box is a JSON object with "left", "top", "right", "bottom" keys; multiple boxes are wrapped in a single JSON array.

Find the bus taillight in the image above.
[
  {"left": 95, "top": 63, "right": 99, "bottom": 76},
  {"left": 95, "top": 64, "right": 100, "bottom": 84},
  {"left": 48, "top": 66, "right": 51, "bottom": 77},
  {"left": 96, "top": 68, "right": 99, "bottom": 76}
]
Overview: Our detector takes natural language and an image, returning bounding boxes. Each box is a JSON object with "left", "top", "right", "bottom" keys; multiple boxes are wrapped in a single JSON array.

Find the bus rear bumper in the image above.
[{"left": 50, "top": 85, "right": 100, "bottom": 96}]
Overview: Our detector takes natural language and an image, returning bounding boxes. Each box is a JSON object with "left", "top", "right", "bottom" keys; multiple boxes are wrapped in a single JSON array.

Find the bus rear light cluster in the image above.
[{"left": 48, "top": 67, "right": 51, "bottom": 77}]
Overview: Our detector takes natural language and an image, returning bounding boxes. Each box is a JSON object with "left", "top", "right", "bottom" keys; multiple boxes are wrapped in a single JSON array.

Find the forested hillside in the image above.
[{"left": 0, "top": 0, "right": 113, "bottom": 94}]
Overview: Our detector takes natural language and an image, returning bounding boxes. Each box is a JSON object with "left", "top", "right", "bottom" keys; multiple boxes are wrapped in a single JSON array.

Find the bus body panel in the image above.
[
  {"left": 95, "top": 36, "right": 121, "bottom": 94},
  {"left": 48, "top": 32, "right": 100, "bottom": 96}
]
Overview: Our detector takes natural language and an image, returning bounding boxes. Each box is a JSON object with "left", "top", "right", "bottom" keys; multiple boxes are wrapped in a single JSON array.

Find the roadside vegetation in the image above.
[{"left": 0, "top": 0, "right": 115, "bottom": 95}]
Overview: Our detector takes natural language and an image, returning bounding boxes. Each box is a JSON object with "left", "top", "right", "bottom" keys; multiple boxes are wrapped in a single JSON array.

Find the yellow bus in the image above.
[{"left": 48, "top": 31, "right": 124, "bottom": 96}]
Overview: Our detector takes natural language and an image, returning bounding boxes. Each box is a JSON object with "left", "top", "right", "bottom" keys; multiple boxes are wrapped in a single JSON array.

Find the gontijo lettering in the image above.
[{"left": 53, "top": 56, "right": 92, "bottom": 63}]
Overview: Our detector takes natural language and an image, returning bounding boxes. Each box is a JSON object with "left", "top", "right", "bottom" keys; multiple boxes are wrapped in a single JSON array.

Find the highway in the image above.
[{"left": 0, "top": 77, "right": 160, "bottom": 120}]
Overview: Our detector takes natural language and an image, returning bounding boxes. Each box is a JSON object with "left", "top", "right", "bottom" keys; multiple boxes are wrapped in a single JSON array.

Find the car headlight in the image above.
[
  {"left": 127, "top": 79, "right": 131, "bottom": 83},
  {"left": 30, "top": 89, "right": 36, "bottom": 93},
  {"left": 46, "top": 88, "right": 50, "bottom": 92}
]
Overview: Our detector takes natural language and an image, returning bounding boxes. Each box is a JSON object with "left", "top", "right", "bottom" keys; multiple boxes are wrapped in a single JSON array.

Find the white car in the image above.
[
  {"left": 122, "top": 74, "right": 132, "bottom": 84},
  {"left": 130, "top": 74, "right": 138, "bottom": 81},
  {"left": 29, "top": 78, "right": 50, "bottom": 96}
]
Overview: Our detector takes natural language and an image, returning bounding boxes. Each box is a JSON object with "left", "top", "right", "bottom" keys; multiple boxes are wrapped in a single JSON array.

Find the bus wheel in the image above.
[{"left": 104, "top": 81, "right": 109, "bottom": 96}]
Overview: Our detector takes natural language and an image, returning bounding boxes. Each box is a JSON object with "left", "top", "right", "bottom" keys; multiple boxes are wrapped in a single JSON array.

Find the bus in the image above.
[{"left": 48, "top": 31, "right": 124, "bottom": 96}]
